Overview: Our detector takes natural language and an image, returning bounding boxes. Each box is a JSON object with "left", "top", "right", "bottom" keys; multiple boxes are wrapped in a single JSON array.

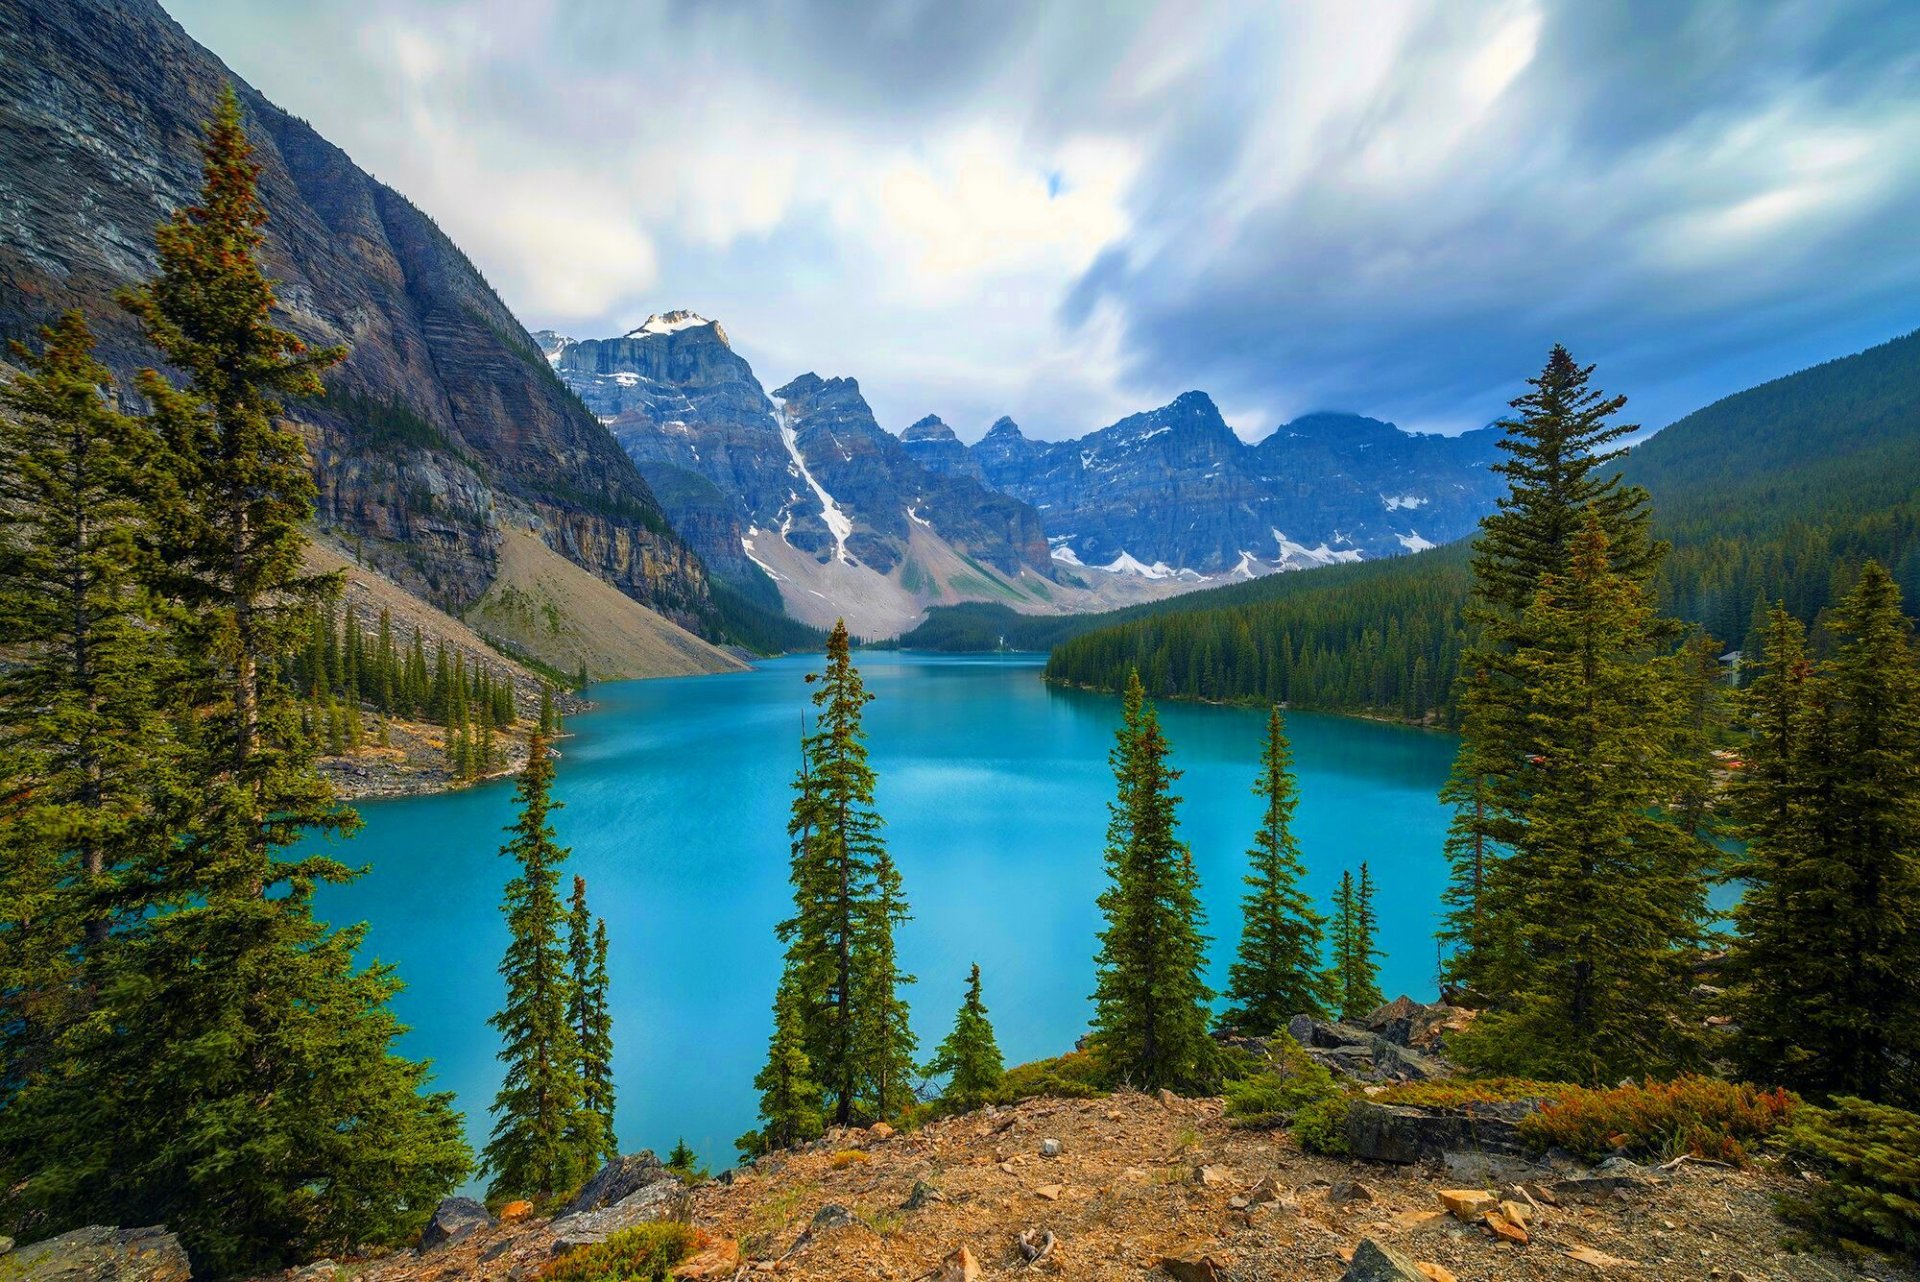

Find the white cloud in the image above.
[{"left": 166, "top": 0, "right": 1920, "bottom": 439}]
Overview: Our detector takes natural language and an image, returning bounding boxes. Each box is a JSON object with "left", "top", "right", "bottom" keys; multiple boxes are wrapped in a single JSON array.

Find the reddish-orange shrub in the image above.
[{"left": 1518, "top": 1075, "right": 1800, "bottom": 1164}]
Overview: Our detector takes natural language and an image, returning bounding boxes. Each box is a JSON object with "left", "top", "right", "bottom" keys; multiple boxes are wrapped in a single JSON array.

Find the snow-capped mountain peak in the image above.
[{"left": 624, "top": 310, "right": 726, "bottom": 343}]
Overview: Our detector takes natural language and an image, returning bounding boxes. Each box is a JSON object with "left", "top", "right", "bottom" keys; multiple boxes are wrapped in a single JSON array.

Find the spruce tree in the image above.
[
  {"left": 1090, "top": 670, "right": 1214, "bottom": 1091},
  {"left": 2, "top": 88, "right": 468, "bottom": 1273},
  {"left": 0, "top": 313, "right": 175, "bottom": 1093},
  {"left": 1456, "top": 516, "right": 1710, "bottom": 1081},
  {"left": 740, "top": 977, "right": 823, "bottom": 1158},
  {"left": 1730, "top": 572, "right": 1920, "bottom": 1104},
  {"left": 1219, "top": 706, "right": 1332, "bottom": 1033},
  {"left": 1471, "top": 346, "right": 1661, "bottom": 619},
  {"left": 926, "top": 963, "right": 1003, "bottom": 1108},
  {"left": 567, "top": 876, "right": 617, "bottom": 1164},
  {"left": 776, "top": 620, "right": 913, "bottom": 1126},
  {"left": 1326, "top": 869, "right": 1384, "bottom": 1021},
  {"left": 1442, "top": 348, "right": 1669, "bottom": 989},
  {"left": 854, "top": 851, "right": 917, "bottom": 1120},
  {"left": 484, "top": 730, "right": 589, "bottom": 1200}
]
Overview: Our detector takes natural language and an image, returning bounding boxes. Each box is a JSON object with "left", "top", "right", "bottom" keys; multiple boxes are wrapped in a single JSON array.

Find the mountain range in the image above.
[
  {"left": 0, "top": 0, "right": 1542, "bottom": 646},
  {"left": 539, "top": 315, "right": 1507, "bottom": 635}
]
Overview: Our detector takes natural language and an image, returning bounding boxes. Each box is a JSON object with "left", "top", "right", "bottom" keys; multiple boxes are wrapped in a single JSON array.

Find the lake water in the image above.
[{"left": 312, "top": 652, "right": 1457, "bottom": 1173}]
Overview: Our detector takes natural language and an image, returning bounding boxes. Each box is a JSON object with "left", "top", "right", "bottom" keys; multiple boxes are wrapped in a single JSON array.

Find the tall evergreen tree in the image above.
[
  {"left": 1456, "top": 517, "right": 1710, "bottom": 1081},
  {"left": 853, "top": 851, "right": 917, "bottom": 1120},
  {"left": 773, "top": 621, "right": 915, "bottom": 1126},
  {"left": 566, "top": 876, "right": 617, "bottom": 1164},
  {"left": 1219, "top": 706, "right": 1331, "bottom": 1033},
  {"left": 1442, "top": 348, "right": 1670, "bottom": 989},
  {"left": 1, "top": 92, "right": 467, "bottom": 1273},
  {"left": 927, "top": 963, "right": 1003, "bottom": 1107},
  {"left": 1730, "top": 571, "right": 1920, "bottom": 1104},
  {"left": 483, "top": 731, "right": 589, "bottom": 1200},
  {"left": 1327, "top": 867, "right": 1384, "bottom": 1020},
  {"left": 1090, "top": 670, "right": 1214, "bottom": 1091},
  {"left": 0, "top": 312, "right": 175, "bottom": 1091}
]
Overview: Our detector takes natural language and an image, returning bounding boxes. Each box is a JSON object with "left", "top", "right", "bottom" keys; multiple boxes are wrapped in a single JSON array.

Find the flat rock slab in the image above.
[
  {"left": 549, "top": 1179, "right": 684, "bottom": 1251},
  {"left": 5, "top": 1226, "right": 191, "bottom": 1282}
]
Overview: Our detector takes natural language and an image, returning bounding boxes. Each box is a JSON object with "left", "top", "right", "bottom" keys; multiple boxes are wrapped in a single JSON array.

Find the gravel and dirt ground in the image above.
[{"left": 320, "top": 1089, "right": 1916, "bottom": 1282}]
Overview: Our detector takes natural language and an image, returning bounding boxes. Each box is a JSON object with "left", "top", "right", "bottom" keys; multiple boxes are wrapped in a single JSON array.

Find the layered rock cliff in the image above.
[
  {"left": 0, "top": 0, "right": 712, "bottom": 628},
  {"left": 540, "top": 316, "right": 1056, "bottom": 635}
]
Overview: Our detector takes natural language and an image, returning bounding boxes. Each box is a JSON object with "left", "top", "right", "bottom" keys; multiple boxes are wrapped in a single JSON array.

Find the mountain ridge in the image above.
[{"left": 0, "top": 0, "right": 713, "bottom": 631}]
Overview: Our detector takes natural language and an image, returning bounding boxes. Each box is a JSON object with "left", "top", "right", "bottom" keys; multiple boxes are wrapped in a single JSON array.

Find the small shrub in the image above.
[
  {"left": 1377, "top": 1078, "right": 1571, "bottom": 1109},
  {"left": 1223, "top": 1038, "right": 1342, "bottom": 1129},
  {"left": 1293, "top": 1094, "right": 1352, "bottom": 1155},
  {"left": 1780, "top": 1096, "right": 1920, "bottom": 1259},
  {"left": 665, "top": 1137, "right": 708, "bottom": 1185},
  {"left": 990, "top": 1051, "right": 1107, "bottom": 1105},
  {"left": 538, "top": 1223, "right": 700, "bottom": 1282},
  {"left": 828, "top": 1149, "right": 870, "bottom": 1169},
  {"left": 1518, "top": 1076, "right": 1799, "bottom": 1164}
]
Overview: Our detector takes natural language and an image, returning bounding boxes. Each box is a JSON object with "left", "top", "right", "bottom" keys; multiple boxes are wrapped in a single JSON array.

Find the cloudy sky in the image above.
[{"left": 169, "top": 0, "right": 1919, "bottom": 442}]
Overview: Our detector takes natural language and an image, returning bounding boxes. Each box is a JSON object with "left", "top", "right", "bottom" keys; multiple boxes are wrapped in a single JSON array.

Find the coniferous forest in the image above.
[{"left": 1033, "top": 329, "right": 1920, "bottom": 722}]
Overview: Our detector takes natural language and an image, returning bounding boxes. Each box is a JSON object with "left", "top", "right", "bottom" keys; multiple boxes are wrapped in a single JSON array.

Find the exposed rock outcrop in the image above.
[
  {"left": 0, "top": 0, "right": 711, "bottom": 629},
  {"left": 3, "top": 1225, "right": 191, "bottom": 1282}
]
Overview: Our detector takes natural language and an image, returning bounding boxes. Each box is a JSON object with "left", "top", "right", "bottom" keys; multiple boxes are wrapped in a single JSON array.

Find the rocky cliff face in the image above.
[
  {"left": 539, "top": 317, "right": 1054, "bottom": 632},
  {"left": 0, "top": 0, "right": 711, "bottom": 627},
  {"left": 970, "top": 395, "right": 1503, "bottom": 576},
  {"left": 899, "top": 414, "right": 984, "bottom": 483}
]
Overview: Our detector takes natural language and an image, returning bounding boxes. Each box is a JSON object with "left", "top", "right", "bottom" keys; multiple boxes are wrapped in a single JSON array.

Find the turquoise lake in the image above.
[{"left": 312, "top": 652, "right": 1457, "bottom": 1171}]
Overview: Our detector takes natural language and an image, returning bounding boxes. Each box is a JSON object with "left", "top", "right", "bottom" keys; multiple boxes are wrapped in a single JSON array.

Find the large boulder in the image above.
[
  {"left": 1362, "top": 996, "right": 1473, "bottom": 1052},
  {"left": 420, "top": 1196, "right": 494, "bottom": 1250},
  {"left": 549, "top": 1179, "right": 685, "bottom": 1252},
  {"left": 1346, "top": 1099, "right": 1538, "bottom": 1164},
  {"left": 561, "top": 1152, "right": 668, "bottom": 1216},
  {"left": 1371, "top": 1038, "right": 1449, "bottom": 1082},
  {"left": 4, "top": 1226, "right": 191, "bottom": 1282}
]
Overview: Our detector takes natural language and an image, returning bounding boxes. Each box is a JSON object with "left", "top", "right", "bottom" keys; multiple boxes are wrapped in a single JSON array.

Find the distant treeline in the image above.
[{"left": 1038, "top": 328, "right": 1920, "bottom": 721}]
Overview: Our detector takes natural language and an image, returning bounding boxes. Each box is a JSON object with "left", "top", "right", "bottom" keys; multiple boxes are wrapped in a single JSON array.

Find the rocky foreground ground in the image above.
[
  {"left": 10, "top": 1001, "right": 1912, "bottom": 1282},
  {"left": 233, "top": 1087, "right": 1912, "bottom": 1282}
]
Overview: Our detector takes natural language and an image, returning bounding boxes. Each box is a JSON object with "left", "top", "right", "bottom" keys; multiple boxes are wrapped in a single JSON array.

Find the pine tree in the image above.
[
  {"left": 483, "top": 730, "right": 589, "bottom": 1201},
  {"left": 926, "top": 963, "right": 1004, "bottom": 1108},
  {"left": 1219, "top": 706, "right": 1332, "bottom": 1033},
  {"left": 1326, "top": 868, "right": 1384, "bottom": 1020},
  {"left": 853, "top": 851, "right": 917, "bottom": 1120},
  {"left": 1471, "top": 346, "right": 1662, "bottom": 619},
  {"left": 773, "top": 622, "right": 914, "bottom": 1126},
  {"left": 0, "top": 312, "right": 175, "bottom": 1093},
  {"left": 1730, "top": 571, "right": 1920, "bottom": 1105},
  {"left": 2, "top": 89, "right": 469, "bottom": 1273},
  {"left": 1442, "top": 348, "right": 1671, "bottom": 989},
  {"left": 1455, "top": 516, "right": 1711, "bottom": 1082},
  {"left": 1437, "top": 671, "right": 1506, "bottom": 994},
  {"left": 567, "top": 876, "right": 617, "bottom": 1164},
  {"left": 1090, "top": 670, "right": 1215, "bottom": 1091},
  {"left": 740, "top": 977, "right": 823, "bottom": 1158},
  {"left": 1352, "top": 863, "right": 1385, "bottom": 1015}
]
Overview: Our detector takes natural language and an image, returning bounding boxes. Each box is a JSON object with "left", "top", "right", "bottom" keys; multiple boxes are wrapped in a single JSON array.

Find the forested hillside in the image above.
[{"left": 1034, "top": 330, "right": 1920, "bottom": 722}]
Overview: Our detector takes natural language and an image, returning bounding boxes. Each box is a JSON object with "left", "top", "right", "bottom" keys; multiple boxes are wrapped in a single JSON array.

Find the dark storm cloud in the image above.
[{"left": 165, "top": 0, "right": 1920, "bottom": 438}]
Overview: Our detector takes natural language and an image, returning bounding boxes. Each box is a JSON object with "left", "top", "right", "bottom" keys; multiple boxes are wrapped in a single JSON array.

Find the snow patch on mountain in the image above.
[
  {"left": 1102, "top": 551, "right": 1181, "bottom": 579},
  {"left": 1272, "top": 529, "right": 1366, "bottom": 568},
  {"left": 773, "top": 404, "right": 853, "bottom": 563},
  {"left": 1397, "top": 531, "right": 1436, "bottom": 553},
  {"left": 1382, "top": 494, "right": 1427, "bottom": 510}
]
